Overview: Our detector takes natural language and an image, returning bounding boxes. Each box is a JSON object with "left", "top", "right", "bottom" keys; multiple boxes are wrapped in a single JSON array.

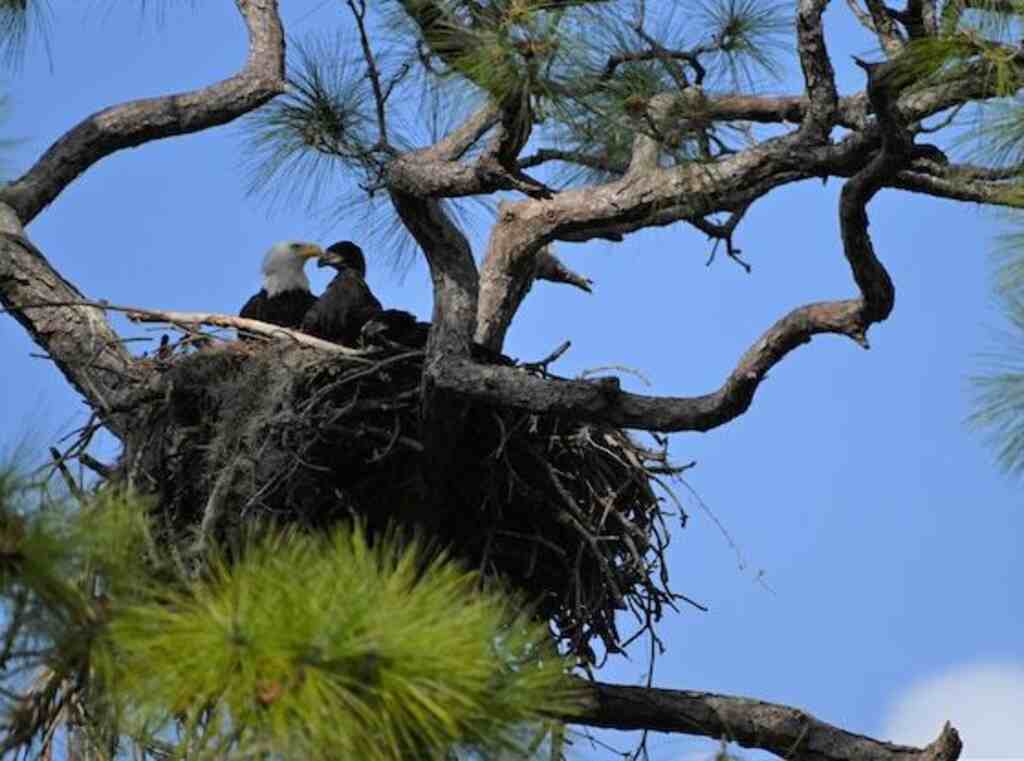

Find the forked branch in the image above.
[
  {"left": 0, "top": 0, "right": 286, "bottom": 224},
  {"left": 442, "top": 63, "right": 910, "bottom": 433},
  {"left": 0, "top": 0, "right": 288, "bottom": 437}
]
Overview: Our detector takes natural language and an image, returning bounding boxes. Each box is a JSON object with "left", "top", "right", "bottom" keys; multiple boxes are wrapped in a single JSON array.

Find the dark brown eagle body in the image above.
[
  {"left": 302, "top": 271, "right": 383, "bottom": 345},
  {"left": 239, "top": 288, "right": 317, "bottom": 330},
  {"left": 301, "top": 242, "right": 383, "bottom": 346}
]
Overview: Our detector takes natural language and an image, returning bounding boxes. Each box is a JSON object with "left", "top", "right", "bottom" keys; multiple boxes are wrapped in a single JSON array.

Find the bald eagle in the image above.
[
  {"left": 362, "top": 309, "right": 430, "bottom": 348},
  {"left": 238, "top": 241, "right": 323, "bottom": 334},
  {"left": 301, "top": 241, "right": 383, "bottom": 346}
]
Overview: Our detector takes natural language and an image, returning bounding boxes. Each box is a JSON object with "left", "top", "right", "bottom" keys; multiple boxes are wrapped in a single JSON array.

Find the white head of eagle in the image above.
[{"left": 261, "top": 241, "right": 322, "bottom": 297}]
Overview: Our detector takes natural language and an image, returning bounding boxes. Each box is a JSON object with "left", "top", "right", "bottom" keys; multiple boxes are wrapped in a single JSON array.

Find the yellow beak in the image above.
[{"left": 297, "top": 243, "right": 323, "bottom": 260}]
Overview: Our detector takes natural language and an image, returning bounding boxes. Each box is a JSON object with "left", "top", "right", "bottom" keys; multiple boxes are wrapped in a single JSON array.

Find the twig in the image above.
[
  {"left": 521, "top": 340, "right": 571, "bottom": 374},
  {"left": 47, "top": 447, "right": 82, "bottom": 501},
  {"left": 3, "top": 299, "right": 369, "bottom": 357},
  {"left": 190, "top": 457, "right": 241, "bottom": 557},
  {"left": 579, "top": 365, "right": 652, "bottom": 387},
  {"left": 346, "top": 0, "right": 392, "bottom": 146},
  {"left": 78, "top": 453, "right": 112, "bottom": 480}
]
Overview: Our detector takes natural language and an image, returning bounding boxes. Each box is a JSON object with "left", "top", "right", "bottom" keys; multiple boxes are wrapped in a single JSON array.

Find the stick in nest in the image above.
[{"left": 5, "top": 300, "right": 370, "bottom": 357}]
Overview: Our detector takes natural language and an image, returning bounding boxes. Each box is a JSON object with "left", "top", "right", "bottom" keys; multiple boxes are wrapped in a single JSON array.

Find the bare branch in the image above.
[
  {"left": 796, "top": 0, "right": 839, "bottom": 136},
  {"left": 691, "top": 201, "right": 753, "bottom": 271},
  {"left": 892, "top": 166, "right": 1024, "bottom": 206},
  {"left": 388, "top": 102, "right": 550, "bottom": 199},
  {"left": 561, "top": 680, "right": 963, "bottom": 761},
  {"left": 535, "top": 247, "right": 593, "bottom": 293},
  {"left": 519, "top": 148, "right": 627, "bottom": 175},
  {"left": 439, "top": 297, "right": 876, "bottom": 433},
  {"left": 455, "top": 59, "right": 917, "bottom": 432},
  {"left": 0, "top": 0, "right": 286, "bottom": 224},
  {"left": 475, "top": 134, "right": 802, "bottom": 350},
  {"left": 122, "top": 308, "right": 366, "bottom": 355},
  {"left": 862, "top": 0, "right": 906, "bottom": 56},
  {"left": 422, "top": 103, "right": 501, "bottom": 162},
  {"left": 845, "top": 0, "right": 879, "bottom": 33},
  {"left": 347, "top": 0, "right": 391, "bottom": 146}
]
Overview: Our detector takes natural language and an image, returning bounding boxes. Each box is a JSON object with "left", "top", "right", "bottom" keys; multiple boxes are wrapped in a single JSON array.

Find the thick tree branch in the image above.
[
  {"left": 438, "top": 298, "right": 873, "bottom": 432},
  {"left": 0, "top": 208, "right": 138, "bottom": 437},
  {"left": 390, "top": 62, "right": 1007, "bottom": 205},
  {"left": 892, "top": 164, "right": 1024, "bottom": 206},
  {"left": 474, "top": 49, "right": 1004, "bottom": 350},
  {"left": 476, "top": 133, "right": 804, "bottom": 349},
  {"left": 388, "top": 105, "right": 548, "bottom": 199},
  {"left": 389, "top": 192, "right": 478, "bottom": 359},
  {"left": 0, "top": 0, "right": 286, "bottom": 224},
  {"left": 388, "top": 188, "right": 479, "bottom": 516},
  {"left": 560, "top": 680, "right": 962, "bottom": 761},
  {"left": 450, "top": 60, "right": 914, "bottom": 432},
  {"left": 898, "top": 60, "right": 1024, "bottom": 122},
  {"left": 862, "top": 0, "right": 906, "bottom": 56},
  {"left": 422, "top": 103, "right": 500, "bottom": 162},
  {"left": 535, "top": 247, "right": 593, "bottom": 293}
]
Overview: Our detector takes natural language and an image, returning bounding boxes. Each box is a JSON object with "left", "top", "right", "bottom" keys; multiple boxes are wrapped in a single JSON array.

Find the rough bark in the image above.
[
  {"left": 563, "top": 680, "right": 962, "bottom": 761},
  {"left": 0, "top": 208, "right": 138, "bottom": 436}
]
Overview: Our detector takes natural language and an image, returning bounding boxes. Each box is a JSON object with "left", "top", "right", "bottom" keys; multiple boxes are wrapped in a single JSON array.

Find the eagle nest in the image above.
[{"left": 121, "top": 340, "right": 690, "bottom": 664}]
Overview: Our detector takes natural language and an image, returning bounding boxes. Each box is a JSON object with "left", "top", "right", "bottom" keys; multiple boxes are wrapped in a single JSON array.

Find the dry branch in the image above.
[
  {"left": 564, "top": 680, "right": 963, "bottom": 761},
  {"left": 123, "top": 307, "right": 366, "bottom": 356}
]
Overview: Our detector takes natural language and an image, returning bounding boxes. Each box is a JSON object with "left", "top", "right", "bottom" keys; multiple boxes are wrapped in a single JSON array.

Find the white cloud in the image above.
[{"left": 882, "top": 662, "right": 1024, "bottom": 758}]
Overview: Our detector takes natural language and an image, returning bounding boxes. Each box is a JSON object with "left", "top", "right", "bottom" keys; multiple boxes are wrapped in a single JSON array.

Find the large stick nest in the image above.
[{"left": 121, "top": 340, "right": 688, "bottom": 663}]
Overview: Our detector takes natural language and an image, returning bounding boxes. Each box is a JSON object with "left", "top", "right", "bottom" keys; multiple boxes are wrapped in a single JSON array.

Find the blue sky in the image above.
[{"left": 0, "top": 2, "right": 1021, "bottom": 759}]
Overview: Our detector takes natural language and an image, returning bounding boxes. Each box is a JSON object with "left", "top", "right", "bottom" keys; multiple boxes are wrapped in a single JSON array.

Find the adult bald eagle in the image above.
[
  {"left": 301, "top": 241, "right": 383, "bottom": 346},
  {"left": 238, "top": 241, "right": 322, "bottom": 332}
]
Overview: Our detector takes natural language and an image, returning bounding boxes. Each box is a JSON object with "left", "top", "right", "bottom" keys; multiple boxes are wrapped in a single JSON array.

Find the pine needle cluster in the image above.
[
  {"left": 241, "top": 33, "right": 376, "bottom": 213},
  {"left": 98, "top": 527, "right": 577, "bottom": 760},
  {"left": 969, "top": 287, "right": 1024, "bottom": 476},
  {"left": 0, "top": 475, "right": 579, "bottom": 760},
  {"left": 0, "top": 0, "right": 49, "bottom": 69}
]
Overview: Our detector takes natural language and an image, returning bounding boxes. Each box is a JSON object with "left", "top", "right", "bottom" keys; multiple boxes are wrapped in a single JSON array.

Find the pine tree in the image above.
[{"left": 1, "top": 0, "right": 1020, "bottom": 758}]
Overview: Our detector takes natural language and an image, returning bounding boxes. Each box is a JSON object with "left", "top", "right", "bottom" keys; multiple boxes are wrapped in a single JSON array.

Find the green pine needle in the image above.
[
  {"left": 240, "top": 33, "right": 375, "bottom": 213},
  {"left": 695, "top": 0, "right": 791, "bottom": 89},
  {"left": 0, "top": 0, "right": 49, "bottom": 70},
  {"left": 97, "top": 525, "right": 579, "bottom": 761},
  {"left": 969, "top": 284, "right": 1024, "bottom": 476}
]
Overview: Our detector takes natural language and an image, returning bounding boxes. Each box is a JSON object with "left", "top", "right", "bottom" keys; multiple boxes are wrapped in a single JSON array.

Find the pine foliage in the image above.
[
  {"left": 0, "top": 476, "right": 578, "bottom": 760},
  {"left": 969, "top": 288, "right": 1024, "bottom": 476}
]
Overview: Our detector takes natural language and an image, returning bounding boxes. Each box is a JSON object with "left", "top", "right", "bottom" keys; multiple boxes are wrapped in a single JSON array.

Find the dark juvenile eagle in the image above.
[
  {"left": 239, "top": 241, "right": 323, "bottom": 332},
  {"left": 301, "top": 241, "right": 383, "bottom": 346},
  {"left": 361, "top": 309, "right": 430, "bottom": 348}
]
